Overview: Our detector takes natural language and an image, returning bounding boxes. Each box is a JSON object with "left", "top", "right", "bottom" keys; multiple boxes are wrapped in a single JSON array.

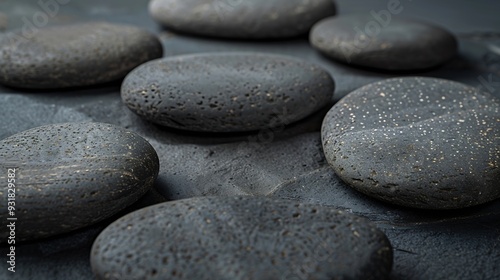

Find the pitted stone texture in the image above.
[
  {"left": 310, "top": 15, "right": 458, "bottom": 70},
  {"left": 321, "top": 77, "right": 500, "bottom": 209},
  {"left": 0, "top": 122, "right": 160, "bottom": 242},
  {"left": 149, "top": 0, "right": 336, "bottom": 39},
  {"left": 0, "top": 22, "right": 163, "bottom": 88},
  {"left": 91, "top": 196, "right": 393, "bottom": 280},
  {"left": 121, "top": 52, "right": 334, "bottom": 132}
]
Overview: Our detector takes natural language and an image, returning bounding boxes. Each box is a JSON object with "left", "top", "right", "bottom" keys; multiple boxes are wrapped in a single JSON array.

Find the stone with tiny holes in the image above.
[
  {"left": 90, "top": 196, "right": 393, "bottom": 280},
  {"left": 309, "top": 14, "right": 458, "bottom": 70},
  {"left": 321, "top": 77, "right": 500, "bottom": 209},
  {"left": 149, "top": 0, "right": 336, "bottom": 39},
  {"left": 0, "top": 122, "right": 160, "bottom": 242},
  {"left": 0, "top": 21, "right": 163, "bottom": 89},
  {"left": 121, "top": 52, "right": 334, "bottom": 132}
]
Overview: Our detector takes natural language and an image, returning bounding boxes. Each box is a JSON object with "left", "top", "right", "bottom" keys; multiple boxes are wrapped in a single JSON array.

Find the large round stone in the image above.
[
  {"left": 149, "top": 0, "right": 336, "bottom": 39},
  {"left": 91, "top": 196, "right": 393, "bottom": 280},
  {"left": 310, "top": 14, "right": 458, "bottom": 70},
  {"left": 321, "top": 77, "right": 500, "bottom": 209},
  {"left": 0, "top": 22, "right": 163, "bottom": 88},
  {"left": 0, "top": 122, "right": 160, "bottom": 242},
  {"left": 121, "top": 52, "right": 334, "bottom": 132}
]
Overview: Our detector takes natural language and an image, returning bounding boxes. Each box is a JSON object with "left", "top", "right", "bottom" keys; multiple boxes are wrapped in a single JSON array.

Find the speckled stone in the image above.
[
  {"left": 0, "top": 122, "right": 160, "bottom": 242},
  {"left": 321, "top": 77, "right": 500, "bottom": 209},
  {"left": 310, "top": 15, "right": 458, "bottom": 70},
  {"left": 121, "top": 52, "right": 334, "bottom": 132},
  {"left": 149, "top": 0, "right": 336, "bottom": 39},
  {"left": 91, "top": 196, "right": 393, "bottom": 280},
  {"left": 0, "top": 22, "right": 163, "bottom": 89}
]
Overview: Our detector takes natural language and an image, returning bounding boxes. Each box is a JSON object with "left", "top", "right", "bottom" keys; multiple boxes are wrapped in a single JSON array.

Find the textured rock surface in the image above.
[
  {"left": 122, "top": 52, "right": 334, "bottom": 132},
  {"left": 0, "top": 22, "right": 163, "bottom": 88},
  {"left": 91, "top": 196, "right": 393, "bottom": 280},
  {"left": 0, "top": 122, "right": 160, "bottom": 242},
  {"left": 153, "top": 132, "right": 327, "bottom": 199},
  {"left": 0, "top": 0, "right": 500, "bottom": 279},
  {"left": 321, "top": 77, "right": 500, "bottom": 209},
  {"left": 149, "top": 0, "right": 336, "bottom": 39},
  {"left": 271, "top": 166, "right": 500, "bottom": 224},
  {"left": 310, "top": 14, "right": 458, "bottom": 70}
]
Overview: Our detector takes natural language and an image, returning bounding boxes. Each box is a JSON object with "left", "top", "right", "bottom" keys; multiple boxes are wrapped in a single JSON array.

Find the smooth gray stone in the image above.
[
  {"left": 121, "top": 52, "right": 334, "bottom": 132},
  {"left": 310, "top": 14, "right": 458, "bottom": 70},
  {"left": 91, "top": 196, "right": 393, "bottom": 280},
  {"left": 0, "top": 122, "right": 160, "bottom": 242},
  {"left": 321, "top": 77, "right": 500, "bottom": 209},
  {"left": 149, "top": 0, "right": 336, "bottom": 39},
  {"left": 0, "top": 22, "right": 163, "bottom": 89}
]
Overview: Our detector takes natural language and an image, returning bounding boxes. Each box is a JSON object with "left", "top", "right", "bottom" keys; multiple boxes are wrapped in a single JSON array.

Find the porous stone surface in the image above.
[
  {"left": 1, "top": 1, "right": 500, "bottom": 279},
  {"left": 0, "top": 21, "right": 163, "bottom": 88},
  {"left": 310, "top": 14, "right": 458, "bottom": 70},
  {"left": 121, "top": 52, "right": 334, "bottom": 132},
  {"left": 0, "top": 122, "right": 160, "bottom": 242},
  {"left": 91, "top": 196, "right": 393, "bottom": 280},
  {"left": 149, "top": 0, "right": 336, "bottom": 39},
  {"left": 321, "top": 77, "right": 500, "bottom": 209}
]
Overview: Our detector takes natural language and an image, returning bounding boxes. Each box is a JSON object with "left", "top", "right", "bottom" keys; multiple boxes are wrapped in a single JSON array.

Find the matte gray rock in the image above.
[
  {"left": 91, "top": 196, "right": 393, "bottom": 280},
  {"left": 321, "top": 77, "right": 500, "bottom": 209},
  {"left": 121, "top": 52, "right": 334, "bottom": 132},
  {"left": 0, "top": 122, "right": 160, "bottom": 242},
  {"left": 310, "top": 15, "right": 458, "bottom": 70},
  {"left": 0, "top": 22, "right": 163, "bottom": 89},
  {"left": 149, "top": 0, "right": 336, "bottom": 39}
]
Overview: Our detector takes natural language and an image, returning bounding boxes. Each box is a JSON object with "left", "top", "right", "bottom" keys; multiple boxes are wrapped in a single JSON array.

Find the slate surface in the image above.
[{"left": 0, "top": 0, "right": 499, "bottom": 279}]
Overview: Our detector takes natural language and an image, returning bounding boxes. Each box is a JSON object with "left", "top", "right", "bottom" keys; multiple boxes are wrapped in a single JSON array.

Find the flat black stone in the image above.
[
  {"left": 0, "top": 21, "right": 163, "bottom": 89},
  {"left": 0, "top": 122, "right": 160, "bottom": 242},
  {"left": 149, "top": 0, "right": 336, "bottom": 39},
  {"left": 121, "top": 52, "right": 334, "bottom": 132},
  {"left": 321, "top": 77, "right": 500, "bottom": 209},
  {"left": 91, "top": 196, "right": 393, "bottom": 280},
  {"left": 310, "top": 14, "right": 458, "bottom": 70}
]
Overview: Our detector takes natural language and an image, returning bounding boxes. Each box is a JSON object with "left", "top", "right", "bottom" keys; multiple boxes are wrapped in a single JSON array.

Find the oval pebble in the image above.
[
  {"left": 121, "top": 52, "right": 334, "bottom": 132},
  {"left": 310, "top": 14, "right": 458, "bottom": 70},
  {"left": 0, "top": 22, "right": 163, "bottom": 89},
  {"left": 91, "top": 196, "right": 393, "bottom": 280},
  {"left": 0, "top": 122, "right": 160, "bottom": 242},
  {"left": 321, "top": 77, "right": 500, "bottom": 209},
  {"left": 149, "top": 0, "right": 336, "bottom": 39}
]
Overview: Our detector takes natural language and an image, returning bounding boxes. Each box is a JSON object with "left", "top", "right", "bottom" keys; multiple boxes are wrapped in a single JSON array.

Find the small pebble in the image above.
[
  {"left": 149, "top": 0, "right": 336, "bottom": 39},
  {"left": 0, "top": 122, "right": 160, "bottom": 242},
  {"left": 321, "top": 77, "right": 500, "bottom": 209},
  {"left": 91, "top": 196, "right": 393, "bottom": 280},
  {"left": 0, "top": 21, "right": 163, "bottom": 88},
  {"left": 121, "top": 52, "right": 334, "bottom": 132},
  {"left": 310, "top": 14, "right": 458, "bottom": 70}
]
